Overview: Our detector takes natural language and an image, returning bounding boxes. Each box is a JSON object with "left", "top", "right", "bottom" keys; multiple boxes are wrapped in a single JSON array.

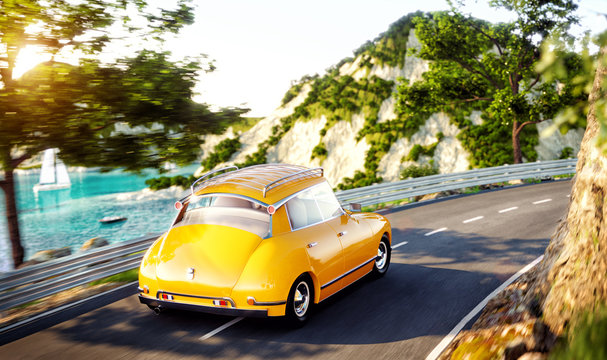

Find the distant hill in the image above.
[{"left": 199, "top": 12, "right": 583, "bottom": 188}]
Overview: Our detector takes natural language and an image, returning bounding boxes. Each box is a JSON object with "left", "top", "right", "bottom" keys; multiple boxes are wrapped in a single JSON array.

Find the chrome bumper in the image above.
[{"left": 138, "top": 295, "right": 268, "bottom": 318}]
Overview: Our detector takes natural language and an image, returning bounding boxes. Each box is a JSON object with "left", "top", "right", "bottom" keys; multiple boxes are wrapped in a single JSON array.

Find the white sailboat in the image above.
[{"left": 33, "top": 148, "right": 71, "bottom": 192}]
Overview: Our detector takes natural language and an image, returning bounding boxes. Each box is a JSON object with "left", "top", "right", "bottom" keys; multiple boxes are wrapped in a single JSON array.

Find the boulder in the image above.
[{"left": 79, "top": 237, "right": 109, "bottom": 252}]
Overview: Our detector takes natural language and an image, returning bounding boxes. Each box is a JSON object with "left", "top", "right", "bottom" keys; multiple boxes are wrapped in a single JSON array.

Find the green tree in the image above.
[
  {"left": 396, "top": 0, "right": 581, "bottom": 165},
  {"left": 0, "top": 0, "right": 245, "bottom": 268}
]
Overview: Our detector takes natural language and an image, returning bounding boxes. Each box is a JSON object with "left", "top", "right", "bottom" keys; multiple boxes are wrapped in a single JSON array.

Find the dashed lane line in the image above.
[
  {"left": 200, "top": 317, "right": 244, "bottom": 341},
  {"left": 392, "top": 241, "right": 409, "bottom": 249},
  {"left": 425, "top": 255, "right": 544, "bottom": 360},
  {"left": 498, "top": 207, "right": 518, "bottom": 213},
  {"left": 424, "top": 227, "right": 447, "bottom": 236},
  {"left": 532, "top": 199, "right": 552, "bottom": 205},
  {"left": 462, "top": 216, "right": 484, "bottom": 224}
]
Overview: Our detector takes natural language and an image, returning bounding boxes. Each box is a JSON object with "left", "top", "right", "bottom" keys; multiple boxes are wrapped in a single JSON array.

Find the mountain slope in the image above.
[{"left": 199, "top": 12, "right": 584, "bottom": 188}]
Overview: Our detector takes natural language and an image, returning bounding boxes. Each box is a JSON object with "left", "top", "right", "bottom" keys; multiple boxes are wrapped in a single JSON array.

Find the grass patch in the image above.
[
  {"left": 231, "top": 117, "right": 262, "bottom": 133},
  {"left": 550, "top": 306, "right": 607, "bottom": 360},
  {"left": 89, "top": 268, "right": 139, "bottom": 286}
]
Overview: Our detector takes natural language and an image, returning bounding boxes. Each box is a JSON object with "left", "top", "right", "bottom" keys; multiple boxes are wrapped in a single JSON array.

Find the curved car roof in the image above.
[{"left": 191, "top": 164, "right": 326, "bottom": 205}]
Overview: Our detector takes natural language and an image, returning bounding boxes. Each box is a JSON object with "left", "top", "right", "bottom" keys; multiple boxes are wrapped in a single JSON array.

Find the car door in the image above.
[
  {"left": 286, "top": 194, "right": 345, "bottom": 301},
  {"left": 306, "top": 182, "right": 374, "bottom": 287},
  {"left": 324, "top": 213, "right": 373, "bottom": 285}
]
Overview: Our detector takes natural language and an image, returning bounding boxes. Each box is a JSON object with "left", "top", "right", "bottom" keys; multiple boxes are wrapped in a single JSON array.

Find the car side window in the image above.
[
  {"left": 286, "top": 182, "right": 343, "bottom": 230},
  {"left": 310, "top": 182, "right": 343, "bottom": 219}
]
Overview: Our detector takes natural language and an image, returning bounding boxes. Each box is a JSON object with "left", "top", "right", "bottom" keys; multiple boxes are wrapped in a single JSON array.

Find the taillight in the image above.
[{"left": 213, "top": 300, "right": 229, "bottom": 307}]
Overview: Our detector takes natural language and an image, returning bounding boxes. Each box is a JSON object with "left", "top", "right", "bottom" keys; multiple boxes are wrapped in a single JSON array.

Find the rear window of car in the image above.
[{"left": 175, "top": 195, "right": 270, "bottom": 238}]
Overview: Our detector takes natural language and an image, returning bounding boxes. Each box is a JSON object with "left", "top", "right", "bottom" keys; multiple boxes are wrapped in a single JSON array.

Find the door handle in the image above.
[
  {"left": 307, "top": 242, "right": 318, "bottom": 248},
  {"left": 338, "top": 231, "right": 347, "bottom": 237}
]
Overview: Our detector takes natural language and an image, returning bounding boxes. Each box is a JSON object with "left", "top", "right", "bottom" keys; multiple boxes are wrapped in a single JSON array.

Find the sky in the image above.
[
  {"left": 14, "top": 0, "right": 607, "bottom": 117},
  {"left": 168, "top": 0, "right": 607, "bottom": 117}
]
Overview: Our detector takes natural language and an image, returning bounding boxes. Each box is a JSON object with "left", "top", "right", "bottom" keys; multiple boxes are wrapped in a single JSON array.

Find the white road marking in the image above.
[
  {"left": 392, "top": 241, "right": 409, "bottom": 249},
  {"left": 200, "top": 317, "right": 244, "bottom": 341},
  {"left": 424, "top": 227, "right": 447, "bottom": 236},
  {"left": 532, "top": 199, "right": 552, "bottom": 205},
  {"left": 463, "top": 216, "right": 483, "bottom": 224},
  {"left": 498, "top": 207, "right": 518, "bottom": 213},
  {"left": 425, "top": 255, "right": 544, "bottom": 360}
]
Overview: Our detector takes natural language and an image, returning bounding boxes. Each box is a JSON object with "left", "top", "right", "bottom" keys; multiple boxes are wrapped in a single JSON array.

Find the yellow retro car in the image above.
[{"left": 138, "top": 164, "right": 392, "bottom": 324}]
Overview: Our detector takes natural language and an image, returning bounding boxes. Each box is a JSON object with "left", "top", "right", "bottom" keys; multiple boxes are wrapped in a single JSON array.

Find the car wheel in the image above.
[
  {"left": 372, "top": 235, "right": 391, "bottom": 278},
  {"left": 285, "top": 274, "right": 313, "bottom": 326}
]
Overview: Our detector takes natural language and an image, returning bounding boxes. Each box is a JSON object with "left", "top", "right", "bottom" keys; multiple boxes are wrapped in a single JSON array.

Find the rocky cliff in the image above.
[{"left": 198, "top": 13, "right": 584, "bottom": 187}]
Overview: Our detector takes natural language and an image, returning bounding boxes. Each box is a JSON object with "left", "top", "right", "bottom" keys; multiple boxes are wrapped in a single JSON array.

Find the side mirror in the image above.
[{"left": 349, "top": 203, "right": 362, "bottom": 212}]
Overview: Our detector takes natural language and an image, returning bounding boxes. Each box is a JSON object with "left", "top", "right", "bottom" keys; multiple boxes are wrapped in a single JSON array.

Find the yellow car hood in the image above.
[{"left": 155, "top": 224, "right": 263, "bottom": 297}]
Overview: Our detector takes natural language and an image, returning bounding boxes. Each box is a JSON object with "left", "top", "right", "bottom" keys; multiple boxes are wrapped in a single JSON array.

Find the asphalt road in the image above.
[{"left": 0, "top": 180, "right": 572, "bottom": 359}]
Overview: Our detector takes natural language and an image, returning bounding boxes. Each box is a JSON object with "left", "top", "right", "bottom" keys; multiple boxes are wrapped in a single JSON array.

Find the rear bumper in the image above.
[{"left": 139, "top": 295, "right": 268, "bottom": 318}]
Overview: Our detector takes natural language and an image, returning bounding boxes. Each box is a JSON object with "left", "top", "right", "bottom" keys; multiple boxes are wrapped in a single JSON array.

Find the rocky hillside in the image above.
[{"left": 198, "top": 12, "right": 584, "bottom": 188}]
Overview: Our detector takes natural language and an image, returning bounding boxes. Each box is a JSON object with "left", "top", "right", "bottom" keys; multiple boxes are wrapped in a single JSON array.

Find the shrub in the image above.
[
  {"left": 400, "top": 164, "right": 439, "bottom": 179},
  {"left": 201, "top": 138, "right": 241, "bottom": 171},
  {"left": 559, "top": 146, "right": 574, "bottom": 159}
]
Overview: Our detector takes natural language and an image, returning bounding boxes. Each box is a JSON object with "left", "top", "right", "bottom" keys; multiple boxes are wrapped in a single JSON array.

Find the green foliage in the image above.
[
  {"left": 311, "top": 143, "right": 328, "bottom": 161},
  {"left": 145, "top": 174, "right": 196, "bottom": 190},
  {"left": 337, "top": 170, "right": 383, "bottom": 190},
  {"left": 537, "top": 36, "right": 606, "bottom": 153},
  {"left": 230, "top": 117, "right": 262, "bottom": 133},
  {"left": 0, "top": 0, "right": 235, "bottom": 268},
  {"left": 246, "top": 73, "right": 394, "bottom": 170},
  {"left": 550, "top": 306, "right": 607, "bottom": 360},
  {"left": 404, "top": 136, "right": 442, "bottom": 162},
  {"left": 353, "top": 11, "right": 423, "bottom": 68},
  {"left": 201, "top": 137, "right": 241, "bottom": 171},
  {"left": 559, "top": 146, "right": 574, "bottom": 159},
  {"left": 396, "top": 5, "right": 582, "bottom": 166},
  {"left": 400, "top": 164, "right": 439, "bottom": 179}
]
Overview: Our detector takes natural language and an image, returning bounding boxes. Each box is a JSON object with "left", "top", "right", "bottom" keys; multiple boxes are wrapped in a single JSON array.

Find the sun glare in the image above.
[{"left": 13, "top": 45, "right": 51, "bottom": 79}]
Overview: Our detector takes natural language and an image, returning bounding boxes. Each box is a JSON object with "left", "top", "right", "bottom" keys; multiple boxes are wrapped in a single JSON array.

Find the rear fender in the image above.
[{"left": 231, "top": 237, "right": 313, "bottom": 308}]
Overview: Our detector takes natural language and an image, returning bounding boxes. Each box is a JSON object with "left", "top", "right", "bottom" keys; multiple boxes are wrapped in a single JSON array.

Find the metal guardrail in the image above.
[
  {"left": 0, "top": 159, "right": 576, "bottom": 315},
  {"left": 0, "top": 234, "right": 159, "bottom": 312},
  {"left": 335, "top": 159, "right": 577, "bottom": 207}
]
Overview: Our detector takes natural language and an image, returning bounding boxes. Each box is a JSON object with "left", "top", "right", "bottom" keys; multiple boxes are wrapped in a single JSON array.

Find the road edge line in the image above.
[{"left": 425, "top": 255, "right": 544, "bottom": 360}]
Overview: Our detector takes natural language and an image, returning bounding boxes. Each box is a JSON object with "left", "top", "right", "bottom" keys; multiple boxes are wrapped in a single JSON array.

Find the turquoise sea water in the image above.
[{"left": 0, "top": 166, "right": 197, "bottom": 271}]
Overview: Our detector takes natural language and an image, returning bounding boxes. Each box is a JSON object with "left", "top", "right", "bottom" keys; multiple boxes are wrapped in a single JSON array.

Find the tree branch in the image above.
[
  {"left": 11, "top": 153, "right": 31, "bottom": 169},
  {"left": 514, "top": 119, "right": 544, "bottom": 137},
  {"left": 454, "top": 96, "right": 493, "bottom": 103},
  {"left": 466, "top": 19, "right": 504, "bottom": 56},
  {"left": 455, "top": 58, "right": 502, "bottom": 89}
]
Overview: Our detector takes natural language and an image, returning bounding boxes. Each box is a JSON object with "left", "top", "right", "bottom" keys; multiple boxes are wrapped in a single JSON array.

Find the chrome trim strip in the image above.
[
  {"left": 185, "top": 193, "right": 269, "bottom": 207},
  {"left": 157, "top": 291, "right": 236, "bottom": 308},
  {"left": 247, "top": 296, "right": 287, "bottom": 306},
  {"left": 320, "top": 256, "right": 378, "bottom": 290}
]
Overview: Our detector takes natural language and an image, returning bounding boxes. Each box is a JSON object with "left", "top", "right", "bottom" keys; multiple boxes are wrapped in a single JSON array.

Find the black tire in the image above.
[
  {"left": 285, "top": 274, "right": 314, "bottom": 327},
  {"left": 372, "top": 235, "right": 391, "bottom": 278}
]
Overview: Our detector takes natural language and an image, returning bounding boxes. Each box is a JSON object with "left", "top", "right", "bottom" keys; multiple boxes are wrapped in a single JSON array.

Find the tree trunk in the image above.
[
  {"left": 1, "top": 169, "right": 24, "bottom": 268},
  {"left": 524, "top": 46, "right": 607, "bottom": 334},
  {"left": 512, "top": 120, "right": 523, "bottom": 164}
]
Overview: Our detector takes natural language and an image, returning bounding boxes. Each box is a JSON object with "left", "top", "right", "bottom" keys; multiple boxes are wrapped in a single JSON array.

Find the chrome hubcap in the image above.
[
  {"left": 293, "top": 281, "right": 310, "bottom": 317},
  {"left": 376, "top": 242, "right": 387, "bottom": 270}
]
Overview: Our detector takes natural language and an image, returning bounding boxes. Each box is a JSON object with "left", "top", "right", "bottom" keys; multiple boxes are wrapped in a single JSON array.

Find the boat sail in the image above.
[{"left": 33, "top": 148, "right": 71, "bottom": 192}]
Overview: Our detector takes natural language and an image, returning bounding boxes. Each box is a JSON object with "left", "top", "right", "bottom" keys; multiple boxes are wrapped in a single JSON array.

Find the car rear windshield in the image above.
[{"left": 174, "top": 195, "right": 270, "bottom": 238}]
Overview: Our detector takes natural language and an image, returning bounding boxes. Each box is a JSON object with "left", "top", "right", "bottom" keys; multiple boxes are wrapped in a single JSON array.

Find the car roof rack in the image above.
[
  {"left": 262, "top": 167, "right": 323, "bottom": 198},
  {"left": 190, "top": 166, "right": 239, "bottom": 197}
]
